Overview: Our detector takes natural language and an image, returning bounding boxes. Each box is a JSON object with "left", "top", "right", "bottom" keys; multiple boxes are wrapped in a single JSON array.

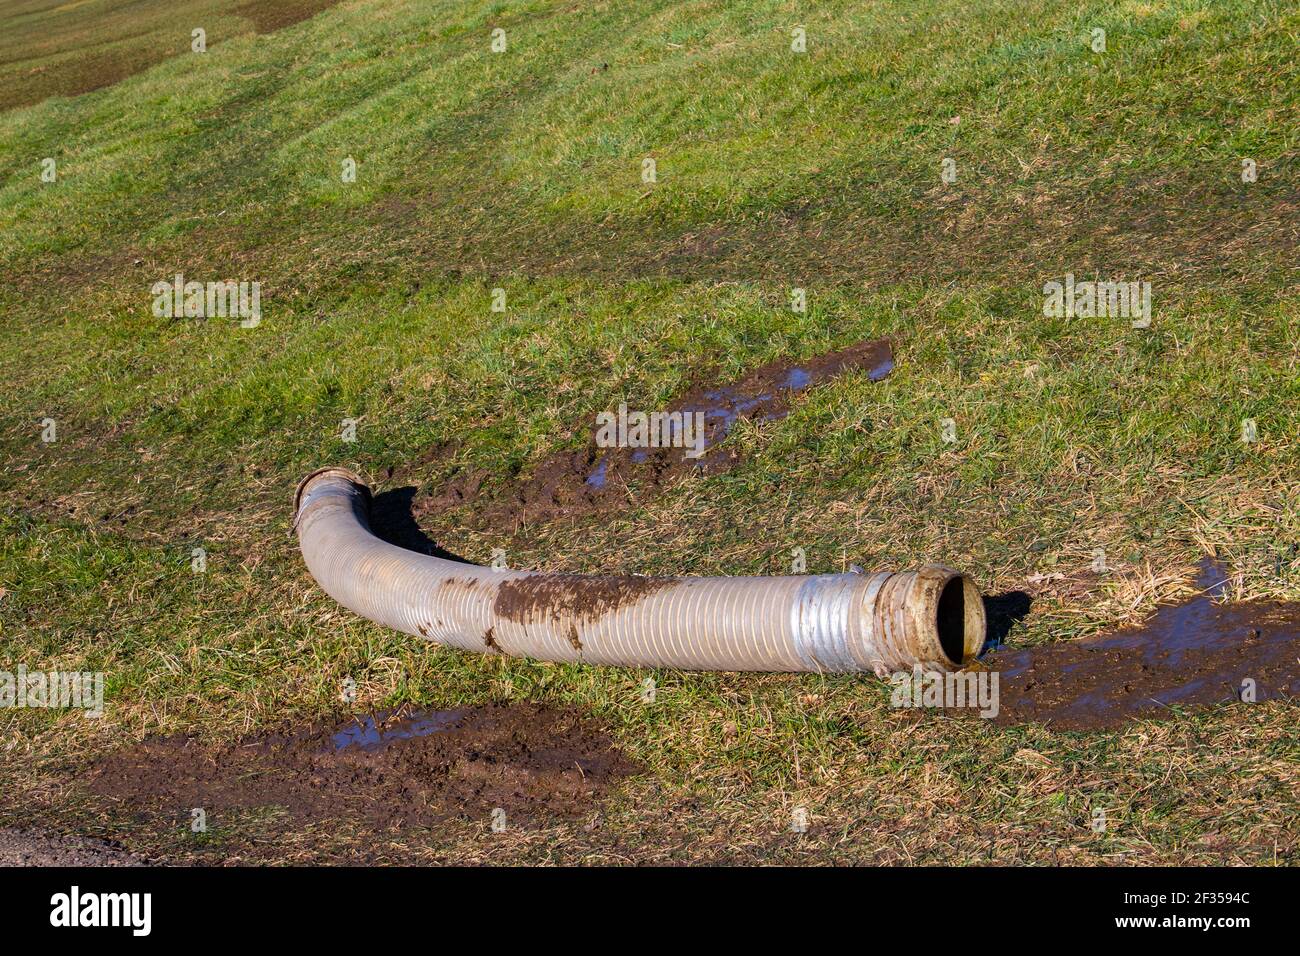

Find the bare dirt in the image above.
[
  {"left": 0, "top": 828, "right": 145, "bottom": 867},
  {"left": 405, "top": 338, "right": 894, "bottom": 529},
  {"left": 986, "top": 560, "right": 1300, "bottom": 730},
  {"left": 83, "top": 702, "right": 638, "bottom": 830},
  {"left": 0, "top": 48, "right": 164, "bottom": 112},
  {"left": 233, "top": 0, "right": 345, "bottom": 34},
  {"left": 0, "top": 0, "right": 344, "bottom": 113}
]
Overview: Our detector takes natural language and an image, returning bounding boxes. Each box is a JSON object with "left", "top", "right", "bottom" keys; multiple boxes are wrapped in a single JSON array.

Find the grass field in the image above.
[{"left": 0, "top": 0, "right": 1297, "bottom": 864}]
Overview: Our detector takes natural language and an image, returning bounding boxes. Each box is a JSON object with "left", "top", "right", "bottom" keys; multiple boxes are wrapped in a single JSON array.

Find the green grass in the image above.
[{"left": 0, "top": 0, "right": 1297, "bottom": 864}]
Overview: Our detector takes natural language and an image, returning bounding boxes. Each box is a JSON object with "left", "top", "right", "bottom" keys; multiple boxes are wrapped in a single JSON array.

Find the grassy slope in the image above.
[{"left": 0, "top": 0, "right": 1297, "bottom": 863}]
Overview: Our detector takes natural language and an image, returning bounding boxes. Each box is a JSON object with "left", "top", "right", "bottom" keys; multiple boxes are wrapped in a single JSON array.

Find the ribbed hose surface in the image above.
[{"left": 295, "top": 468, "right": 985, "bottom": 673}]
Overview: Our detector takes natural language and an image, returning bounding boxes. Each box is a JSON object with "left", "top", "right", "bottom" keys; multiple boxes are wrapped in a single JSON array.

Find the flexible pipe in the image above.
[{"left": 294, "top": 467, "right": 985, "bottom": 673}]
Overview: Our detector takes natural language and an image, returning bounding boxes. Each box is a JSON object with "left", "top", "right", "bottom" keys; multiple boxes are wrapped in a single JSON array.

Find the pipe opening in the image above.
[{"left": 935, "top": 576, "right": 968, "bottom": 665}]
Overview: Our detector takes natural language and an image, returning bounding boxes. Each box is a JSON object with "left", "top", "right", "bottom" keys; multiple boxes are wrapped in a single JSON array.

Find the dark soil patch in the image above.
[
  {"left": 0, "top": 0, "right": 343, "bottom": 113},
  {"left": 0, "top": 828, "right": 146, "bottom": 867},
  {"left": 0, "top": 47, "right": 170, "bottom": 112},
  {"left": 83, "top": 702, "right": 638, "bottom": 830},
  {"left": 408, "top": 337, "right": 894, "bottom": 529},
  {"left": 234, "top": 0, "right": 344, "bottom": 34},
  {"left": 986, "top": 560, "right": 1300, "bottom": 730}
]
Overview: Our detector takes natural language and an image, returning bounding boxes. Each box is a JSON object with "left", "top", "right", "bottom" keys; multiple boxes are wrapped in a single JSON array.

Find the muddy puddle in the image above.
[
  {"left": 84, "top": 703, "right": 637, "bottom": 829},
  {"left": 404, "top": 338, "right": 893, "bottom": 528},
  {"left": 986, "top": 560, "right": 1300, "bottom": 730}
]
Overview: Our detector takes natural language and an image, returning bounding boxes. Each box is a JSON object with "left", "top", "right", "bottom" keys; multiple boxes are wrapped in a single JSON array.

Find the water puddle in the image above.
[
  {"left": 331, "top": 708, "right": 468, "bottom": 751},
  {"left": 585, "top": 457, "right": 609, "bottom": 489},
  {"left": 988, "top": 559, "right": 1300, "bottom": 729}
]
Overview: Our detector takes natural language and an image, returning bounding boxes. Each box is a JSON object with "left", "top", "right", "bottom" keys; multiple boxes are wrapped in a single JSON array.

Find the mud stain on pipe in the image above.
[
  {"left": 494, "top": 573, "right": 676, "bottom": 625},
  {"left": 987, "top": 560, "right": 1300, "bottom": 730}
]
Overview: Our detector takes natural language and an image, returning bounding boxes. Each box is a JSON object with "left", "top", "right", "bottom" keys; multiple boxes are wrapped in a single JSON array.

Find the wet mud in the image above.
[
  {"left": 494, "top": 573, "right": 676, "bottom": 625},
  {"left": 986, "top": 561, "right": 1300, "bottom": 730},
  {"left": 84, "top": 703, "right": 637, "bottom": 829},
  {"left": 407, "top": 338, "right": 893, "bottom": 528}
]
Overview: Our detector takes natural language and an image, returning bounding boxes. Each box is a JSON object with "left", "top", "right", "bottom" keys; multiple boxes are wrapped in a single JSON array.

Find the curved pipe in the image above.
[{"left": 294, "top": 467, "right": 985, "bottom": 673}]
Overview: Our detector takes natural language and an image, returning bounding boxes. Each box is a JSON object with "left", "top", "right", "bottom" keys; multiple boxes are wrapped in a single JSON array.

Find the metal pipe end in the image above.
[
  {"left": 293, "top": 466, "right": 371, "bottom": 522},
  {"left": 907, "top": 564, "right": 986, "bottom": 669}
]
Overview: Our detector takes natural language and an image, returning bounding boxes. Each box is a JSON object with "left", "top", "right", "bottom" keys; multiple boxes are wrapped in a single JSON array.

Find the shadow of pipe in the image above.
[
  {"left": 368, "top": 486, "right": 481, "bottom": 566},
  {"left": 981, "top": 591, "right": 1033, "bottom": 656}
]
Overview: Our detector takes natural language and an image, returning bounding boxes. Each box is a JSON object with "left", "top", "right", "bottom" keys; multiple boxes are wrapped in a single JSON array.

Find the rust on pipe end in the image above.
[{"left": 905, "top": 564, "right": 986, "bottom": 669}]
